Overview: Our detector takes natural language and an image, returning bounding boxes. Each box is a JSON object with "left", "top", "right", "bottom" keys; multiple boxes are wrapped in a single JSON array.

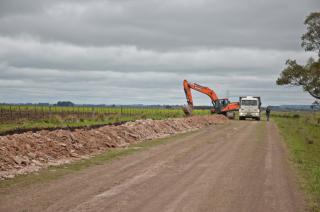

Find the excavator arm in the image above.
[
  {"left": 183, "top": 80, "right": 218, "bottom": 107},
  {"left": 183, "top": 79, "right": 239, "bottom": 118}
]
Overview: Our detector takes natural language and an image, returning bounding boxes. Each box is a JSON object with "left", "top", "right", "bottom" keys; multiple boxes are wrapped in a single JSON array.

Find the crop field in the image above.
[
  {"left": 0, "top": 104, "right": 210, "bottom": 134},
  {"left": 272, "top": 112, "right": 320, "bottom": 211}
]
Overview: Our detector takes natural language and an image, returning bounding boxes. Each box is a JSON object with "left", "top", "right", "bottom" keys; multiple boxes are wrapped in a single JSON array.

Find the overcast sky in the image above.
[{"left": 0, "top": 0, "right": 319, "bottom": 106}]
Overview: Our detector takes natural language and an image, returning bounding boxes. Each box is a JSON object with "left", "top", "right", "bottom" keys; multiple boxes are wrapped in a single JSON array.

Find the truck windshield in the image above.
[{"left": 241, "top": 100, "right": 257, "bottom": 106}]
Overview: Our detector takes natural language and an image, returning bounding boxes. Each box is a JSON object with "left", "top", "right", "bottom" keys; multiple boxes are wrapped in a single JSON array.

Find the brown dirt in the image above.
[
  {"left": 0, "top": 115, "right": 227, "bottom": 179},
  {"left": 0, "top": 120, "right": 305, "bottom": 212}
]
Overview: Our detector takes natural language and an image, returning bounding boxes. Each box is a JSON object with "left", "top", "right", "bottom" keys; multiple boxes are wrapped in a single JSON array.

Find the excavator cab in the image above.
[{"left": 212, "top": 99, "right": 230, "bottom": 113}]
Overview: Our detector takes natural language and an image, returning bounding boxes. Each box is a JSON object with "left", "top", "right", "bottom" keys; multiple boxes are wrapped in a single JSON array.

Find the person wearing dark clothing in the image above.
[{"left": 266, "top": 106, "right": 271, "bottom": 121}]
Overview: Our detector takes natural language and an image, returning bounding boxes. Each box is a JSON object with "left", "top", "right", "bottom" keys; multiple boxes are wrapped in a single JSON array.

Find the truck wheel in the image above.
[
  {"left": 239, "top": 116, "right": 244, "bottom": 120},
  {"left": 256, "top": 117, "right": 261, "bottom": 121}
]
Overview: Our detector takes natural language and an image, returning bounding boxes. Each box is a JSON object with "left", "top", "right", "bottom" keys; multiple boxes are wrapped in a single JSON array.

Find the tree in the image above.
[
  {"left": 277, "top": 59, "right": 320, "bottom": 99},
  {"left": 56, "top": 101, "right": 75, "bottom": 107},
  {"left": 301, "top": 12, "right": 320, "bottom": 57},
  {"left": 277, "top": 12, "right": 320, "bottom": 99}
]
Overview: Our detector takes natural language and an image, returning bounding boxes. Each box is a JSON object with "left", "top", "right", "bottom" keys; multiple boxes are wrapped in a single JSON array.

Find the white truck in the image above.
[{"left": 239, "top": 96, "right": 261, "bottom": 121}]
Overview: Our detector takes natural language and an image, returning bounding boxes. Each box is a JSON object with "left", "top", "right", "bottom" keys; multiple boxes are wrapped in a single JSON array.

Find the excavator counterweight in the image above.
[{"left": 183, "top": 79, "right": 239, "bottom": 118}]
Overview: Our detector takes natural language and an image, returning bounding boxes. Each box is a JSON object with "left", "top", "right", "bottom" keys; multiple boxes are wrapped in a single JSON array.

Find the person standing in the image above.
[{"left": 266, "top": 106, "right": 271, "bottom": 121}]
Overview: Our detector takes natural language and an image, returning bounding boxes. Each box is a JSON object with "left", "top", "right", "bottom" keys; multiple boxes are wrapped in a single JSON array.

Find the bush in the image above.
[{"left": 292, "top": 114, "right": 300, "bottom": 118}]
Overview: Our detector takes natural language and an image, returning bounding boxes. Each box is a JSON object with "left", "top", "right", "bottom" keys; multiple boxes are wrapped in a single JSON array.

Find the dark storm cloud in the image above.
[{"left": 0, "top": 0, "right": 319, "bottom": 105}]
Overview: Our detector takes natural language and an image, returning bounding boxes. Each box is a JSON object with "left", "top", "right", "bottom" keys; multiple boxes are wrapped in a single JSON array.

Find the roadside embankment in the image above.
[{"left": 0, "top": 115, "right": 227, "bottom": 179}]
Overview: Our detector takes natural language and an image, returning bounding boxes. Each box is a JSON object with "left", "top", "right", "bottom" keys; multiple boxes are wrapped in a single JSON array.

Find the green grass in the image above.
[
  {"left": 0, "top": 105, "right": 211, "bottom": 134},
  {"left": 272, "top": 112, "right": 320, "bottom": 211},
  {"left": 0, "top": 115, "right": 142, "bottom": 134},
  {"left": 0, "top": 130, "right": 194, "bottom": 193}
]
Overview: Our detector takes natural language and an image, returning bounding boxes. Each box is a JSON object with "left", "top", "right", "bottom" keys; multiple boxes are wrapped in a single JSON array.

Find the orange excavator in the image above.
[{"left": 183, "top": 79, "right": 240, "bottom": 119}]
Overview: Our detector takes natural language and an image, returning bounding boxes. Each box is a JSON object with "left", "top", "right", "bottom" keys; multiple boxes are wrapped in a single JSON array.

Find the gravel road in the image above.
[{"left": 0, "top": 121, "right": 305, "bottom": 212}]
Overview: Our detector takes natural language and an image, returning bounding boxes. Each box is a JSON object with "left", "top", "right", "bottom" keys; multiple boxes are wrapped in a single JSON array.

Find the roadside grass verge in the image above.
[
  {"left": 273, "top": 112, "right": 320, "bottom": 211},
  {"left": 0, "top": 130, "right": 194, "bottom": 194}
]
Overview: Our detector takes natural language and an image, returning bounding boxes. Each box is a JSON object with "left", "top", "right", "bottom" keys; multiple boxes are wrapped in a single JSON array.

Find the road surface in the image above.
[{"left": 0, "top": 121, "right": 305, "bottom": 212}]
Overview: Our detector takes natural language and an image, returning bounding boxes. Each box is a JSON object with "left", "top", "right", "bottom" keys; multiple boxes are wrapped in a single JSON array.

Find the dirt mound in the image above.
[{"left": 0, "top": 115, "right": 227, "bottom": 179}]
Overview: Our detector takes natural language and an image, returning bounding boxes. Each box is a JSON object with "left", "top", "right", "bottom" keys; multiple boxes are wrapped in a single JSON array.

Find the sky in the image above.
[{"left": 0, "top": 0, "right": 319, "bottom": 106}]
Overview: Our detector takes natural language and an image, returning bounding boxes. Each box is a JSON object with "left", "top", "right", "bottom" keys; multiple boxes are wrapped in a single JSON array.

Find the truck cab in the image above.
[{"left": 239, "top": 96, "right": 261, "bottom": 120}]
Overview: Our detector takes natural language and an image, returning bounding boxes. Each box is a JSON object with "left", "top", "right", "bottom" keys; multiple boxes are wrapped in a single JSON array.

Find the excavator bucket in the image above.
[{"left": 182, "top": 105, "right": 193, "bottom": 116}]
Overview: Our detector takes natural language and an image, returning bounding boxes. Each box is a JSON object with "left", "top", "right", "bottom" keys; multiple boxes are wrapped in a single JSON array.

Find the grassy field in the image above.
[
  {"left": 272, "top": 111, "right": 320, "bottom": 211},
  {"left": 0, "top": 105, "right": 210, "bottom": 134}
]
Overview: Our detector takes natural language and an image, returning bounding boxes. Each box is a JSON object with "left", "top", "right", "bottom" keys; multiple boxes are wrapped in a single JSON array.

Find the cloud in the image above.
[
  {"left": 0, "top": 62, "right": 315, "bottom": 105},
  {"left": 0, "top": 0, "right": 319, "bottom": 50},
  {"left": 0, "top": 0, "right": 319, "bottom": 105},
  {"left": 0, "top": 36, "right": 314, "bottom": 74}
]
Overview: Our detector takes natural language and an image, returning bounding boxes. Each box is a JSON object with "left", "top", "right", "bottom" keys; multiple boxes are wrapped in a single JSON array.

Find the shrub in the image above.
[{"left": 292, "top": 114, "right": 300, "bottom": 118}]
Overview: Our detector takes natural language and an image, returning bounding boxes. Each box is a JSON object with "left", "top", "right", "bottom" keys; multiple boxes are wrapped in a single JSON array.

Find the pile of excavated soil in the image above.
[{"left": 0, "top": 115, "right": 227, "bottom": 179}]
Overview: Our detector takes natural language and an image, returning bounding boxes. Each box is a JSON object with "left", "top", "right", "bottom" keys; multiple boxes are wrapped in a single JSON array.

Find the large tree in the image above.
[
  {"left": 277, "top": 58, "right": 320, "bottom": 99},
  {"left": 301, "top": 12, "right": 320, "bottom": 57},
  {"left": 277, "top": 12, "right": 320, "bottom": 99}
]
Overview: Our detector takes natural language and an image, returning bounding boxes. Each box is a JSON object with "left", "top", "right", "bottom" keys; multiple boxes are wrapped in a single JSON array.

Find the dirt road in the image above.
[{"left": 0, "top": 121, "right": 305, "bottom": 212}]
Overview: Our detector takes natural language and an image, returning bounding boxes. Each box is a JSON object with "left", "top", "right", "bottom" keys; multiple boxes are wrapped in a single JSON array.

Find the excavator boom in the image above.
[{"left": 183, "top": 80, "right": 218, "bottom": 106}]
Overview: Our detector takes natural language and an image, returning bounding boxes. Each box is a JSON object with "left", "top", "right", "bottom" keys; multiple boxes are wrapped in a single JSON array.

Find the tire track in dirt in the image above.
[
  {"left": 261, "top": 122, "right": 305, "bottom": 212},
  {"left": 46, "top": 122, "right": 247, "bottom": 212},
  {"left": 127, "top": 122, "right": 258, "bottom": 212},
  {"left": 69, "top": 122, "right": 249, "bottom": 212}
]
